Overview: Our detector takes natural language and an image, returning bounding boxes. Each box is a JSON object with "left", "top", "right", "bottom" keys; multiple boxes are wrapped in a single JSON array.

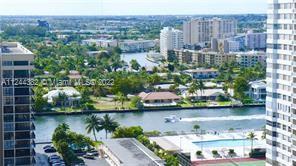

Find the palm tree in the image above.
[
  {"left": 193, "top": 124, "right": 200, "bottom": 134},
  {"left": 115, "top": 92, "right": 127, "bottom": 109},
  {"left": 197, "top": 80, "right": 205, "bottom": 96},
  {"left": 247, "top": 132, "right": 256, "bottom": 153},
  {"left": 85, "top": 115, "right": 102, "bottom": 141},
  {"left": 101, "top": 114, "right": 119, "bottom": 139},
  {"left": 59, "top": 123, "right": 70, "bottom": 131},
  {"left": 188, "top": 80, "right": 198, "bottom": 99}
]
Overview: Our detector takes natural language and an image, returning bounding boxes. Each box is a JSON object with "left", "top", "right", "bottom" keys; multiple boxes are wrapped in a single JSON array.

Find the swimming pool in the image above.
[{"left": 193, "top": 139, "right": 261, "bottom": 148}]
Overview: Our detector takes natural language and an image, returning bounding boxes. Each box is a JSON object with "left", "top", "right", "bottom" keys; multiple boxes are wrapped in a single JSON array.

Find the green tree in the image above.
[
  {"left": 130, "top": 59, "right": 141, "bottom": 71},
  {"left": 33, "top": 84, "right": 47, "bottom": 111},
  {"left": 115, "top": 92, "right": 127, "bottom": 109},
  {"left": 112, "top": 126, "right": 144, "bottom": 138},
  {"left": 233, "top": 77, "right": 249, "bottom": 101},
  {"left": 101, "top": 114, "right": 119, "bottom": 139},
  {"left": 193, "top": 124, "right": 200, "bottom": 134},
  {"left": 197, "top": 80, "right": 205, "bottom": 96},
  {"left": 85, "top": 115, "right": 102, "bottom": 141}
]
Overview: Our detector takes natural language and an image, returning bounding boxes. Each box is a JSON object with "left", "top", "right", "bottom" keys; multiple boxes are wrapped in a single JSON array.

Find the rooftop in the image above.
[
  {"left": 103, "top": 138, "right": 164, "bottom": 166},
  {"left": 185, "top": 88, "right": 225, "bottom": 97},
  {"left": 139, "top": 92, "right": 181, "bottom": 101},
  {"left": 184, "top": 68, "right": 218, "bottom": 73},
  {"left": 249, "top": 80, "right": 266, "bottom": 89},
  {"left": 0, "top": 42, "right": 33, "bottom": 54}
]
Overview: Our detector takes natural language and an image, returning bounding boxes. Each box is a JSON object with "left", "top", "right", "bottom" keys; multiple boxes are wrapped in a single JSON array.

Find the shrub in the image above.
[
  {"left": 196, "top": 151, "right": 202, "bottom": 156},
  {"left": 229, "top": 149, "right": 235, "bottom": 154},
  {"left": 212, "top": 150, "right": 218, "bottom": 156}
]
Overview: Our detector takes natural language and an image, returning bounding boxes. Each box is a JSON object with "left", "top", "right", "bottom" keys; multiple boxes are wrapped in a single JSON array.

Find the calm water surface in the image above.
[
  {"left": 35, "top": 107, "right": 265, "bottom": 142},
  {"left": 121, "top": 52, "right": 158, "bottom": 67}
]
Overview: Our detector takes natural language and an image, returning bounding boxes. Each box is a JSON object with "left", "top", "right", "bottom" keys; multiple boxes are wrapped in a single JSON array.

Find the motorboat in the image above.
[{"left": 164, "top": 115, "right": 179, "bottom": 123}]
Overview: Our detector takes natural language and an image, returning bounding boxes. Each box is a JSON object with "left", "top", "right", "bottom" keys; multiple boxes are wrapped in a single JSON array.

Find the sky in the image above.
[{"left": 0, "top": 0, "right": 267, "bottom": 16}]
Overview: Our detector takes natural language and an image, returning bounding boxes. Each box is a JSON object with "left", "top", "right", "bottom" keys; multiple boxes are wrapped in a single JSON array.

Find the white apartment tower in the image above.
[
  {"left": 266, "top": 1, "right": 295, "bottom": 166},
  {"left": 160, "top": 27, "right": 183, "bottom": 59},
  {"left": 183, "top": 18, "right": 237, "bottom": 46}
]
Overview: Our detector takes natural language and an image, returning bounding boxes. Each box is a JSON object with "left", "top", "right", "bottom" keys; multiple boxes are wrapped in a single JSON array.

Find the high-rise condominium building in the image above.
[
  {"left": 160, "top": 27, "right": 184, "bottom": 59},
  {"left": 266, "top": 1, "right": 295, "bottom": 166},
  {"left": 183, "top": 18, "right": 237, "bottom": 46},
  {"left": 0, "top": 42, "right": 35, "bottom": 166}
]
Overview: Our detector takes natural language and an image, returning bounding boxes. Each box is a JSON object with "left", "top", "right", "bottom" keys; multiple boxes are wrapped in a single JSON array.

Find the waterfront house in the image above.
[
  {"left": 43, "top": 87, "right": 81, "bottom": 107},
  {"left": 138, "top": 92, "right": 181, "bottom": 107},
  {"left": 183, "top": 68, "right": 219, "bottom": 79},
  {"left": 184, "top": 89, "right": 226, "bottom": 101},
  {"left": 248, "top": 80, "right": 266, "bottom": 102}
]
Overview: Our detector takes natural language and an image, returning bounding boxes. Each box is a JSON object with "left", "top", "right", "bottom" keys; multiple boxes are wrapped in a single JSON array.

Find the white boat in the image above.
[{"left": 164, "top": 115, "right": 179, "bottom": 123}]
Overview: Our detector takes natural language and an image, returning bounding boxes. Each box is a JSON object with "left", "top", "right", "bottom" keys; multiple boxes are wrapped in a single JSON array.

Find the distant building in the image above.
[
  {"left": 236, "top": 51, "right": 266, "bottom": 67},
  {"left": 174, "top": 49, "right": 237, "bottom": 66},
  {"left": 183, "top": 18, "right": 237, "bottom": 46},
  {"left": 160, "top": 27, "right": 184, "bottom": 59},
  {"left": 119, "top": 40, "right": 156, "bottom": 53},
  {"left": 82, "top": 39, "right": 118, "bottom": 48},
  {"left": 227, "top": 40, "right": 240, "bottom": 52},
  {"left": 248, "top": 80, "right": 266, "bottom": 102},
  {"left": 183, "top": 68, "right": 219, "bottom": 79},
  {"left": 37, "top": 20, "right": 50, "bottom": 30},
  {"left": 138, "top": 92, "right": 181, "bottom": 107},
  {"left": 211, "top": 38, "right": 219, "bottom": 52},
  {"left": 245, "top": 30, "right": 267, "bottom": 50}
]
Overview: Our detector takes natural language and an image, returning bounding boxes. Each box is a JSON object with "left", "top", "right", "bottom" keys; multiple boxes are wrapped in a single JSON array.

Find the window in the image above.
[
  {"left": 15, "top": 88, "right": 30, "bottom": 96},
  {"left": 14, "top": 70, "right": 29, "bottom": 78},
  {"left": 2, "top": 61, "right": 13, "bottom": 66},
  {"left": 3, "top": 70, "right": 13, "bottom": 78},
  {"left": 3, "top": 88, "right": 13, "bottom": 96},
  {"left": 14, "top": 61, "right": 28, "bottom": 66}
]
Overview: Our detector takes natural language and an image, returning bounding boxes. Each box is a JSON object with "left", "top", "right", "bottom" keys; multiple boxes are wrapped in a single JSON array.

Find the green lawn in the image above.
[{"left": 90, "top": 96, "right": 134, "bottom": 110}]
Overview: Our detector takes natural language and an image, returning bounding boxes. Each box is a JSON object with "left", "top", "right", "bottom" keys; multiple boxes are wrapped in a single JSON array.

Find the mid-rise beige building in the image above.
[{"left": 174, "top": 49, "right": 237, "bottom": 66}]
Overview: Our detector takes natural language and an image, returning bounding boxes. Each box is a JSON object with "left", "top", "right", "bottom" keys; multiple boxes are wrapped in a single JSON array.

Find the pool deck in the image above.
[{"left": 150, "top": 131, "right": 265, "bottom": 161}]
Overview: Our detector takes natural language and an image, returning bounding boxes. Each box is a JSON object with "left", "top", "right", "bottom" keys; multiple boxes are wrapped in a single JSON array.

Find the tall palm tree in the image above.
[
  {"left": 188, "top": 80, "right": 198, "bottom": 99},
  {"left": 101, "top": 114, "right": 119, "bottom": 139},
  {"left": 197, "top": 80, "right": 205, "bottom": 96},
  {"left": 85, "top": 115, "right": 102, "bottom": 141},
  {"left": 247, "top": 132, "right": 256, "bottom": 153}
]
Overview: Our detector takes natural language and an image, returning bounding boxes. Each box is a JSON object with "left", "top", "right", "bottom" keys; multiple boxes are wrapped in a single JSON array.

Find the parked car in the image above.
[
  {"left": 83, "top": 154, "right": 95, "bottom": 159},
  {"left": 45, "top": 147, "right": 57, "bottom": 153},
  {"left": 43, "top": 145, "right": 53, "bottom": 149},
  {"left": 88, "top": 150, "right": 98, "bottom": 156}
]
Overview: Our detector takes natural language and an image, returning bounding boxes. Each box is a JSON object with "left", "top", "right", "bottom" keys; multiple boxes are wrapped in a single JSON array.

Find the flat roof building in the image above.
[{"left": 100, "top": 138, "right": 165, "bottom": 166}]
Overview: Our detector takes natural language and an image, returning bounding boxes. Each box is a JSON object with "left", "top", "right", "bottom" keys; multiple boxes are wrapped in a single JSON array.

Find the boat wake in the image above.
[{"left": 180, "top": 114, "right": 265, "bottom": 122}]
